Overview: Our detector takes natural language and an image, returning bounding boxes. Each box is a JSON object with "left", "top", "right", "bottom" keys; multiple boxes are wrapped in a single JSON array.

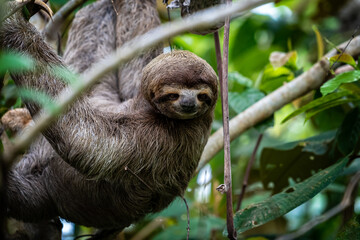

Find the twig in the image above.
[
  {"left": 43, "top": 0, "right": 88, "bottom": 42},
  {"left": 276, "top": 171, "right": 360, "bottom": 240},
  {"left": 3, "top": 0, "right": 273, "bottom": 169},
  {"left": 221, "top": 0, "right": 236, "bottom": 239},
  {"left": 235, "top": 133, "right": 263, "bottom": 211},
  {"left": 182, "top": 197, "right": 190, "bottom": 240},
  {"left": 197, "top": 35, "right": 360, "bottom": 173}
]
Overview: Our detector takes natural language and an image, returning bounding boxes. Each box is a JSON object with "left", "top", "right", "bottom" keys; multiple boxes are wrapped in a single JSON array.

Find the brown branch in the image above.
[
  {"left": 235, "top": 133, "right": 263, "bottom": 211},
  {"left": 221, "top": 0, "right": 236, "bottom": 239},
  {"left": 43, "top": 0, "right": 88, "bottom": 42},
  {"left": 276, "top": 171, "right": 360, "bottom": 240},
  {"left": 197, "top": 35, "right": 360, "bottom": 173}
]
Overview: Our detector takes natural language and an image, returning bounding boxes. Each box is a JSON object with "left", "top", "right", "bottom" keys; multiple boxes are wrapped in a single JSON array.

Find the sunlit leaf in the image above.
[
  {"left": 259, "top": 64, "right": 294, "bottom": 93},
  {"left": 235, "top": 157, "right": 348, "bottom": 233},
  {"left": 313, "top": 25, "right": 324, "bottom": 61},
  {"left": 0, "top": 52, "right": 34, "bottom": 74},
  {"left": 329, "top": 54, "right": 357, "bottom": 69},
  {"left": 321, "top": 71, "right": 360, "bottom": 96},
  {"left": 282, "top": 91, "right": 350, "bottom": 123}
]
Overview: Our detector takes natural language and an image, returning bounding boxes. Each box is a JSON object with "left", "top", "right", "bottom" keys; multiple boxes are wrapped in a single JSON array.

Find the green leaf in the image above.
[
  {"left": 228, "top": 72, "right": 253, "bottom": 88},
  {"left": 336, "top": 108, "right": 360, "bottom": 156},
  {"left": 282, "top": 91, "right": 349, "bottom": 123},
  {"left": 320, "top": 71, "right": 360, "bottom": 96},
  {"left": 313, "top": 25, "right": 324, "bottom": 61},
  {"left": 259, "top": 64, "right": 294, "bottom": 94},
  {"left": 0, "top": 52, "right": 34, "bottom": 74},
  {"left": 235, "top": 157, "right": 349, "bottom": 233},
  {"left": 260, "top": 131, "right": 338, "bottom": 193},
  {"left": 228, "top": 88, "right": 265, "bottom": 114},
  {"left": 18, "top": 88, "right": 59, "bottom": 113},
  {"left": 330, "top": 54, "right": 357, "bottom": 69},
  {"left": 305, "top": 97, "right": 360, "bottom": 120},
  {"left": 51, "top": 65, "right": 81, "bottom": 87}
]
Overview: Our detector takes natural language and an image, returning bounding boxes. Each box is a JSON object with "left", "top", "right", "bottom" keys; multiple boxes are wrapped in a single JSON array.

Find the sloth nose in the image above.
[{"left": 180, "top": 98, "right": 196, "bottom": 112}]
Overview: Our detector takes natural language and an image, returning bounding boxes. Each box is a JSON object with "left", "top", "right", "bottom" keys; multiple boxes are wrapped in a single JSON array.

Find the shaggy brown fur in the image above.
[{"left": 1, "top": 0, "right": 218, "bottom": 235}]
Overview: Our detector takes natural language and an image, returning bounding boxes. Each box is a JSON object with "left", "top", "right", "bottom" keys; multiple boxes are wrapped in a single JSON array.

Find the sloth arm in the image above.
[{"left": 0, "top": 5, "right": 139, "bottom": 182}]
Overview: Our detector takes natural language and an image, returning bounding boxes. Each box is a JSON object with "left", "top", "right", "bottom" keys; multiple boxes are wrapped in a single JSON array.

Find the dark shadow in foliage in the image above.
[{"left": 260, "top": 131, "right": 341, "bottom": 194}]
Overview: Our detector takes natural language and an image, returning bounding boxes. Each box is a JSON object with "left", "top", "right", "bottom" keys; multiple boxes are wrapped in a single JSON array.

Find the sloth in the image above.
[{"left": 0, "top": 0, "right": 218, "bottom": 236}]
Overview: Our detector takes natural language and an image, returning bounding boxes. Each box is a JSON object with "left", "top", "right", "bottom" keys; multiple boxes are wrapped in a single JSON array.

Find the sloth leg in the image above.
[
  {"left": 114, "top": 0, "right": 162, "bottom": 100},
  {"left": 6, "top": 136, "right": 58, "bottom": 222},
  {"left": 63, "top": 0, "right": 121, "bottom": 112}
]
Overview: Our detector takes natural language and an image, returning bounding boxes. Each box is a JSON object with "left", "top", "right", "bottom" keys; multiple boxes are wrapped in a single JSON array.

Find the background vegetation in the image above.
[{"left": 1, "top": 0, "right": 360, "bottom": 239}]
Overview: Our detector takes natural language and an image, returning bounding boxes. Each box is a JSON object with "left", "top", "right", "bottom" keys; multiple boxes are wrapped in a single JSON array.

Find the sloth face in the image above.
[{"left": 152, "top": 84, "right": 215, "bottom": 119}]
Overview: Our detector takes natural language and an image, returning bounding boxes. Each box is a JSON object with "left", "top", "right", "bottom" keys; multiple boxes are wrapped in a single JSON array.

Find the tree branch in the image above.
[
  {"left": 197, "top": 35, "right": 360, "bottom": 173},
  {"left": 276, "top": 171, "right": 360, "bottom": 240}
]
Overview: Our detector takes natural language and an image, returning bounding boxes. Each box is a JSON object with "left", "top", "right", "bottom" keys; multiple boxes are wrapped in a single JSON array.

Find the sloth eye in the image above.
[
  {"left": 166, "top": 93, "right": 179, "bottom": 101},
  {"left": 197, "top": 93, "right": 209, "bottom": 102}
]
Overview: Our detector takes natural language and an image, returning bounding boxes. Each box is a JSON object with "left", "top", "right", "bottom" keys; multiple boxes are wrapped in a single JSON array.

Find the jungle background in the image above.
[{"left": 1, "top": 0, "right": 360, "bottom": 239}]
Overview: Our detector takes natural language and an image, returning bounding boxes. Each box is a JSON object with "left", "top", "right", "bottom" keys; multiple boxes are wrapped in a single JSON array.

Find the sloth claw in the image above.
[
  {"left": 15, "top": 0, "right": 53, "bottom": 19},
  {"left": 34, "top": 0, "right": 53, "bottom": 18}
]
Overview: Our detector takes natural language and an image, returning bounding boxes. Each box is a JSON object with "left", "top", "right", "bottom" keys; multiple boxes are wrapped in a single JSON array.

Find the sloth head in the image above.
[{"left": 141, "top": 50, "right": 218, "bottom": 119}]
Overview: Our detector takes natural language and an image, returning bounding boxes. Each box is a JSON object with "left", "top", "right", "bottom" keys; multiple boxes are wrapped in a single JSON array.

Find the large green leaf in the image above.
[
  {"left": 260, "top": 131, "right": 339, "bottom": 193},
  {"left": 320, "top": 71, "right": 360, "bottom": 96},
  {"left": 234, "top": 157, "right": 349, "bottom": 233},
  {"left": 281, "top": 91, "right": 350, "bottom": 123},
  {"left": 305, "top": 97, "right": 360, "bottom": 120}
]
